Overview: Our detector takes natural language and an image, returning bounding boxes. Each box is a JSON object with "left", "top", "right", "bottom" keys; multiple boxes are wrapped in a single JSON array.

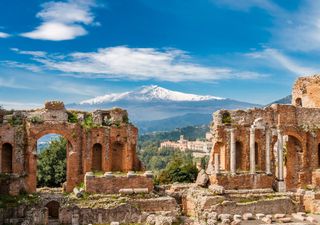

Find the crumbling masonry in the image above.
[
  {"left": 0, "top": 101, "right": 143, "bottom": 195},
  {"left": 208, "top": 75, "right": 320, "bottom": 192}
]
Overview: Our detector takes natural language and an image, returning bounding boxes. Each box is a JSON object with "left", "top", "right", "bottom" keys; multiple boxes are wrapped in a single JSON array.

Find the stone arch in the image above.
[
  {"left": 1, "top": 143, "right": 13, "bottom": 173},
  {"left": 235, "top": 141, "right": 243, "bottom": 171},
  {"left": 111, "top": 140, "right": 124, "bottom": 171},
  {"left": 92, "top": 143, "right": 102, "bottom": 171},
  {"left": 26, "top": 128, "right": 77, "bottom": 193},
  {"left": 45, "top": 201, "right": 60, "bottom": 219}
]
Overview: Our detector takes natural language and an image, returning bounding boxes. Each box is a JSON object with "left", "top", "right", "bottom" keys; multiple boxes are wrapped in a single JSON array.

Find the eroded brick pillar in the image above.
[{"left": 214, "top": 153, "right": 220, "bottom": 174}]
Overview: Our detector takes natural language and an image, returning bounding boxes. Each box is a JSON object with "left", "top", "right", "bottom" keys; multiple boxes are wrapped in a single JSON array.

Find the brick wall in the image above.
[
  {"left": 209, "top": 173, "right": 274, "bottom": 190},
  {"left": 85, "top": 174, "right": 154, "bottom": 194}
]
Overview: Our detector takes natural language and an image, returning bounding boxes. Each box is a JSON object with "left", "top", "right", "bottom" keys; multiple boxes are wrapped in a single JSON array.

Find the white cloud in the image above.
[
  {"left": 1, "top": 60, "right": 42, "bottom": 73},
  {"left": 212, "top": 0, "right": 280, "bottom": 13},
  {"left": 0, "top": 32, "right": 10, "bottom": 38},
  {"left": 271, "top": 1, "right": 320, "bottom": 52},
  {"left": 246, "top": 48, "right": 317, "bottom": 75},
  {"left": 21, "top": 0, "right": 97, "bottom": 41},
  {"left": 13, "top": 46, "right": 264, "bottom": 82}
]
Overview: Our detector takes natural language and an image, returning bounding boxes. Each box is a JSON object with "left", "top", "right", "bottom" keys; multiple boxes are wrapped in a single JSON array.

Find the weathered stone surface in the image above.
[
  {"left": 278, "top": 217, "right": 292, "bottom": 223},
  {"left": 274, "top": 213, "right": 286, "bottom": 219},
  {"left": 242, "top": 213, "right": 254, "bottom": 220},
  {"left": 0, "top": 101, "right": 144, "bottom": 195},
  {"left": 261, "top": 216, "right": 272, "bottom": 224},
  {"left": 218, "top": 214, "right": 232, "bottom": 221},
  {"left": 256, "top": 213, "right": 265, "bottom": 219},
  {"left": 196, "top": 169, "right": 209, "bottom": 187},
  {"left": 208, "top": 184, "right": 225, "bottom": 195}
]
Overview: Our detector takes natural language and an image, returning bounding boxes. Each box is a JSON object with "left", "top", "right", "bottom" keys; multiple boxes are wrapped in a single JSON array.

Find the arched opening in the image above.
[
  {"left": 295, "top": 98, "right": 302, "bottom": 107},
  {"left": 45, "top": 201, "right": 60, "bottom": 219},
  {"left": 37, "top": 134, "right": 67, "bottom": 188},
  {"left": 318, "top": 143, "right": 320, "bottom": 168},
  {"left": 1, "top": 143, "right": 13, "bottom": 173},
  {"left": 255, "top": 142, "right": 259, "bottom": 169},
  {"left": 284, "top": 135, "right": 303, "bottom": 190},
  {"left": 236, "top": 141, "right": 243, "bottom": 171},
  {"left": 92, "top": 143, "right": 102, "bottom": 171},
  {"left": 213, "top": 142, "right": 225, "bottom": 170},
  {"left": 112, "top": 141, "right": 124, "bottom": 171}
]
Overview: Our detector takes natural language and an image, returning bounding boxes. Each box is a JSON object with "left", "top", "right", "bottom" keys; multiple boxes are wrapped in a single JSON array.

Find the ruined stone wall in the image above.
[
  {"left": 84, "top": 174, "right": 153, "bottom": 194},
  {"left": 292, "top": 75, "right": 320, "bottom": 108},
  {"left": 0, "top": 101, "right": 143, "bottom": 195},
  {"left": 209, "top": 174, "right": 274, "bottom": 190},
  {"left": 209, "top": 102, "right": 320, "bottom": 191}
]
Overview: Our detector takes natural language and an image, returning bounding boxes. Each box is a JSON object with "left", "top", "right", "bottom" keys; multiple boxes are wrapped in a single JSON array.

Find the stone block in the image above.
[
  {"left": 133, "top": 188, "right": 149, "bottom": 194},
  {"left": 119, "top": 188, "right": 134, "bottom": 194},
  {"left": 242, "top": 213, "right": 254, "bottom": 220},
  {"left": 278, "top": 217, "right": 292, "bottom": 223},
  {"left": 256, "top": 213, "right": 265, "bottom": 219},
  {"left": 274, "top": 213, "right": 286, "bottom": 219}
]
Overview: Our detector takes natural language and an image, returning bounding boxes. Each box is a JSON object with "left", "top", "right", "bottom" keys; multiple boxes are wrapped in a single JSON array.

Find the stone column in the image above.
[
  {"left": 265, "top": 128, "right": 271, "bottom": 175},
  {"left": 249, "top": 127, "right": 256, "bottom": 174},
  {"left": 276, "top": 129, "right": 286, "bottom": 192},
  {"left": 230, "top": 128, "right": 236, "bottom": 174},
  {"left": 214, "top": 153, "right": 220, "bottom": 174},
  {"left": 277, "top": 129, "right": 284, "bottom": 181}
]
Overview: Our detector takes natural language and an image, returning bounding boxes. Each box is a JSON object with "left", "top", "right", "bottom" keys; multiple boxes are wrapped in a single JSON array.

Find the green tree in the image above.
[
  {"left": 37, "top": 137, "right": 67, "bottom": 187},
  {"left": 155, "top": 152, "right": 198, "bottom": 184}
]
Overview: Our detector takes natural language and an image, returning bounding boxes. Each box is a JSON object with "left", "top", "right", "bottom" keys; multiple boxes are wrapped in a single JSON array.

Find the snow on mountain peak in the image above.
[{"left": 80, "top": 85, "right": 225, "bottom": 104}]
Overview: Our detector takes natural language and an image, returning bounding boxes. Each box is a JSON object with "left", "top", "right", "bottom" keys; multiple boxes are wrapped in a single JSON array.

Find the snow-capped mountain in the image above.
[
  {"left": 80, "top": 85, "right": 225, "bottom": 104},
  {"left": 67, "top": 85, "right": 260, "bottom": 132}
]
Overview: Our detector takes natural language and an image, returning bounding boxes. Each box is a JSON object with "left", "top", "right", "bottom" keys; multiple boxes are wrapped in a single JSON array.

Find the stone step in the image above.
[{"left": 48, "top": 219, "right": 60, "bottom": 225}]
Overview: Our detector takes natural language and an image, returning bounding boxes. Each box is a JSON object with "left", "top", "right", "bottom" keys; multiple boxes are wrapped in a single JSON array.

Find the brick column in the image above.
[
  {"left": 214, "top": 153, "right": 220, "bottom": 174},
  {"left": 250, "top": 127, "right": 256, "bottom": 174},
  {"left": 230, "top": 128, "right": 236, "bottom": 174},
  {"left": 265, "top": 128, "right": 271, "bottom": 175}
]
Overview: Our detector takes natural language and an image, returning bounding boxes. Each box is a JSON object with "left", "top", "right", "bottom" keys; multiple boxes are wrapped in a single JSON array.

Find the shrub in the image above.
[
  {"left": 67, "top": 111, "right": 78, "bottom": 123},
  {"left": 222, "top": 112, "right": 232, "bottom": 124},
  {"left": 30, "top": 116, "right": 43, "bottom": 124},
  {"left": 154, "top": 152, "right": 198, "bottom": 184}
]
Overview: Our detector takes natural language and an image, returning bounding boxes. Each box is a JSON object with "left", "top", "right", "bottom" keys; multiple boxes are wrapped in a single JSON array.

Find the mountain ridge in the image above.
[{"left": 80, "top": 85, "right": 225, "bottom": 104}]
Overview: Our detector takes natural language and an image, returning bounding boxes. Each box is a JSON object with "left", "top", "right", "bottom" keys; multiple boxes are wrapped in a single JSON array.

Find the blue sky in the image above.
[{"left": 0, "top": 0, "right": 319, "bottom": 109}]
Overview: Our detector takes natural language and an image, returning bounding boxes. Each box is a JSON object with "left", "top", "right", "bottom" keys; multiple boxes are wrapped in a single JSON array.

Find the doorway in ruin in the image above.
[
  {"left": 1, "top": 143, "right": 13, "bottom": 173},
  {"left": 255, "top": 142, "right": 259, "bottom": 170},
  {"left": 235, "top": 141, "right": 243, "bottom": 171},
  {"left": 45, "top": 201, "right": 60, "bottom": 219},
  {"left": 213, "top": 142, "right": 225, "bottom": 170},
  {"left": 112, "top": 140, "right": 124, "bottom": 171},
  {"left": 92, "top": 143, "right": 102, "bottom": 171},
  {"left": 284, "top": 135, "right": 303, "bottom": 190},
  {"left": 36, "top": 134, "right": 67, "bottom": 188}
]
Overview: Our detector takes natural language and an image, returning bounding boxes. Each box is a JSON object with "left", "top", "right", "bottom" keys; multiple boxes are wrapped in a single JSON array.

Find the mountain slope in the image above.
[
  {"left": 80, "top": 85, "right": 224, "bottom": 104},
  {"left": 136, "top": 113, "right": 211, "bottom": 133},
  {"left": 67, "top": 85, "right": 261, "bottom": 131},
  {"left": 266, "top": 95, "right": 292, "bottom": 106}
]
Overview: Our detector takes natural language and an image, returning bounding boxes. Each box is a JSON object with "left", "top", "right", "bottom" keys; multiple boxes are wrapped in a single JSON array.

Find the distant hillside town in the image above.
[{"left": 160, "top": 133, "right": 213, "bottom": 158}]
